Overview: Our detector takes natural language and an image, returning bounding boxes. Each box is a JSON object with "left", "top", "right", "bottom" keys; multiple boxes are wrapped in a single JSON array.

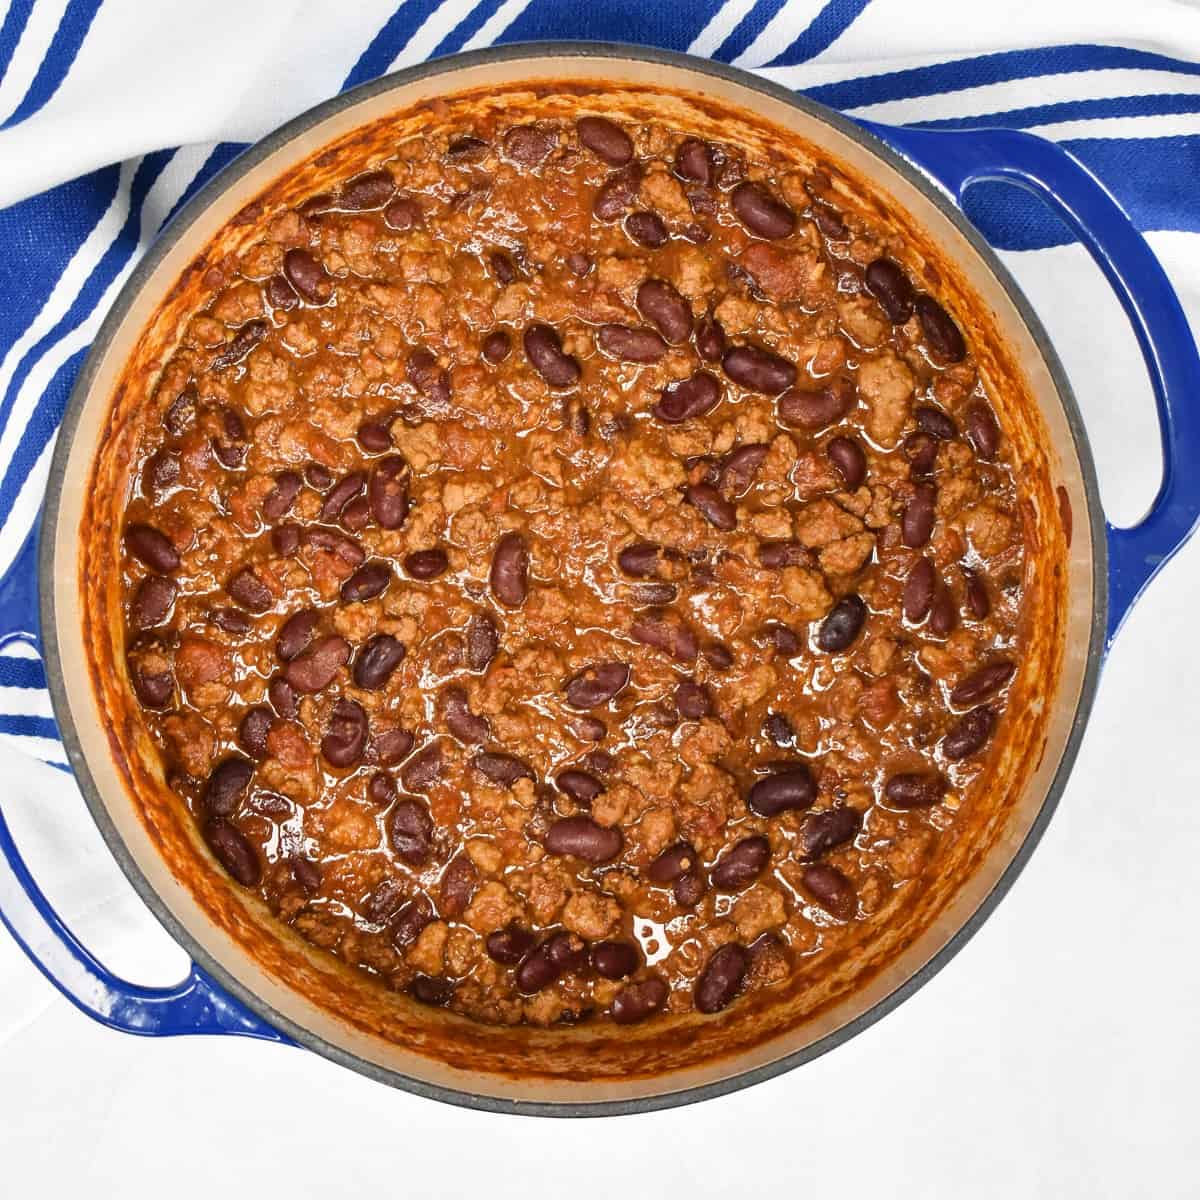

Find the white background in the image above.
[{"left": 0, "top": 235, "right": 1197, "bottom": 1196}]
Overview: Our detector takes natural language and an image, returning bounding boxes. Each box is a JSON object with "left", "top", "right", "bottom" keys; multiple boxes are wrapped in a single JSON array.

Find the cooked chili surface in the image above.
[{"left": 119, "top": 105, "right": 1025, "bottom": 1027}]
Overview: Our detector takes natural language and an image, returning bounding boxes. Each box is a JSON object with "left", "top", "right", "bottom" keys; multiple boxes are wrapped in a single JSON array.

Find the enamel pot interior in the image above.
[{"left": 41, "top": 45, "right": 1102, "bottom": 1115}]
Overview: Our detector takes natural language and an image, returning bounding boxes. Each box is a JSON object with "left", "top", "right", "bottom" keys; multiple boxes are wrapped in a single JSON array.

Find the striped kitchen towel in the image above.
[{"left": 0, "top": 0, "right": 1197, "bottom": 768}]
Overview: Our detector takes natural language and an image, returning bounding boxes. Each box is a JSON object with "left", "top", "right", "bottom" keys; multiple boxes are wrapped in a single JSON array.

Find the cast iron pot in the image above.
[{"left": 1, "top": 43, "right": 1197, "bottom": 1117}]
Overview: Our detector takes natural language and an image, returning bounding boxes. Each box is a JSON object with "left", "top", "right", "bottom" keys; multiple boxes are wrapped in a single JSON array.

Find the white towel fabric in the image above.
[{"left": 0, "top": 2, "right": 1198, "bottom": 1196}]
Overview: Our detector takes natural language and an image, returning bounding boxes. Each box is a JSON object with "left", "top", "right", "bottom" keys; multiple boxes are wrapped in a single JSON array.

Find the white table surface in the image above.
[{"left": 1, "top": 236, "right": 1197, "bottom": 1198}]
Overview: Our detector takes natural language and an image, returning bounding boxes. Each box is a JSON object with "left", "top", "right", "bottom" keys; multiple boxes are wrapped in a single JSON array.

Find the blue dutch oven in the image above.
[{"left": 0, "top": 44, "right": 1196, "bottom": 1115}]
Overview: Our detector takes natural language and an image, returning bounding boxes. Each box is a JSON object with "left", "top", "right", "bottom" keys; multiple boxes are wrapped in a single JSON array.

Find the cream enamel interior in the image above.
[{"left": 45, "top": 51, "right": 1097, "bottom": 1110}]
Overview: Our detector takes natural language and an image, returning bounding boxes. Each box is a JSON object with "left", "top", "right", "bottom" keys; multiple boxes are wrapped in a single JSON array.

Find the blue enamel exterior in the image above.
[{"left": 0, "top": 115, "right": 1195, "bottom": 1047}]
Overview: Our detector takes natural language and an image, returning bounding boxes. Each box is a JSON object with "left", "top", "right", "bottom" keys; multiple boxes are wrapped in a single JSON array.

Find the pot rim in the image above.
[{"left": 38, "top": 39, "right": 1108, "bottom": 1118}]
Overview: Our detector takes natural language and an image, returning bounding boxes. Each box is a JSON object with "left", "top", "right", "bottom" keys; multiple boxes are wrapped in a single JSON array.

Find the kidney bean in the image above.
[
  {"left": 617, "top": 542, "right": 660, "bottom": 578},
  {"left": 929, "top": 586, "right": 958, "bottom": 638},
  {"left": 407, "top": 347, "right": 451, "bottom": 408},
  {"left": 818, "top": 594, "right": 867, "bottom": 652},
  {"left": 722, "top": 344, "right": 796, "bottom": 395},
  {"left": 372, "top": 728, "right": 414, "bottom": 767},
  {"left": 350, "top": 633, "right": 404, "bottom": 691},
  {"left": 125, "top": 524, "right": 179, "bottom": 573},
  {"left": 695, "top": 943, "right": 749, "bottom": 1014},
  {"left": 764, "top": 712, "right": 795, "bottom": 747},
  {"left": 409, "top": 975, "right": 455, "bottom": 1007},
  {"left": 283, "top": 247, "right": 332, "bottom": 304},
  {"left": 368, "top": 455, "right": 410, "bottom": 529},
  {"left": 631, "top": 609, "right": 697, "bottom": 661},
  {"left": 488, "top": 531, "right": 529, "bottom": 608},
  {"left": 339, "top": 561, "right": 390, "bottom": 604},
  {"left": 942, "top": 706, "right": 996, "bottom": 761},
  {"left": 694, "top": 314, "right": 726, "bottom": 364},
  {"left": 758, "top": 540, "right": 810, "bottom": 569},
  {"left": 227, "top": 567, "right": 273, "bottom": 613},
  {"left": 210, "top": 320, "right": 267, "bottom": 372},
  {"left": 686, "top": 482, "right": 736, "bottom": 531},
  {"left": 556, "top": 769, "right": 605, "bottom": 804},
  {"left": 802, "top": 863, "right": 857, "bottom": 920},
  {"left": 718, "top": 443, "right": 769, "bottom": 499},
  {"left": 903, "top": 557, "right": 935, "bottom": 624},
  {"left": 472, "top": 751, "right": 534, "bottom": 787},
  {"left": 904, "top": 432, "right": 938, "bottom": 478},
  {"left": 268, "top": 676, "right": 296, "bottom": 717},
  {"left": 400, "top": 743, "right": 442, "bottom": 793},
  {"left": 204, "top": 820, "right": 260, "bottom": 888},
  {"left": 645, "top": 843, "right": 698, "bottom": 886},
  {"left": 950, "top": 660, "right": 1016, "bottom": 708},
  {"left": 674, "top": 137, "right": 715, "bottom": 183},
  {"left": 260, "top": 471, "right": 301, "bottom": 522},
  {"left": 812, "top": 203, "right": 849, "bottom": 240},
  {"left": 342, "top": 498, "right": 370, "bottom": 532},
  {"left": 902, "top": 482, "right": 937, "bottom": 548},
  {"left": 163, "top": 384, "right": 197, "bottom": 436},
  {"left": 304, "top": 462, "right": 332, "bottom": 491},
  {"left": 963, "top": 567, "right": 992, "bottom": 619},
  {"left": 284, "top": 634, "right": 349, "bottom": 693},
  {"left": 564, "top": 661, "right": 629, "bottom": 709},
  {"left": 569, "top": 715, "right": 607, "bottom": 743},
  {"left": 965, "top": 400, "right": 1001, "bottom": 459},
  {"left": 635, "top": 278, "right": 692, "bottom": 344},
  {"left": 884, "top": 772, "right": 946, "bottom": 810},
  {"left": 611, "top": 978, "right": 669, "bottom": 1025},
  {"left": 238, "top": 707, "right": 274, "bottom": 760},
  {"left": 481, "top": 330, "right": 512, "bottom": 366},
  {"left": 865, "top": 257, "right": 915, "bottom": 324},
  {"left": 704, "top": 641, "right": 734, "bottom": 670},
  {"left": 577, "top": 115, "right": 633, "bottom": 165},
  {"left": 332, "top": 170, "right": 393, "bottom": 211},
  {"left": 523, "top": 322, "right": 580, "bottom": 389},
  {"left": 203, "top": 757, "right": 253, "bottom": 818},
  {"left": 304, "top": 527, "right": 365, "bottom": 566},
  {"left": 488, "top": 250, "right": 518, "bottom": 287},
  {"left": 392, "top": 895, "right": 433, "bottom": 945},
  {"left": 355, "top": 421, "right": 392, "bottom": 455},
  {"left": 274, "top": 609, "right": 316, "bottom": 662},
  {"left": 672, "top": 679, "right": 711, "bottom": 722},
  {"left": 916, "top": 404, "right": 958, "bottom": 440},
  {"left": 209, "top": 606, "right": 249, "bottom": 634},
  {"left": 711, "top": 836, "right": 771, "bottom": 891},
  {"left": 271, "top": 524, "right": 300, "bottom": 556},
  {"left": 597, "top": 323, "right": 667, "bottom": 364},
  {"left": 389, "top": 799, "right": 433, "bottom": 865},
  {"left": 827, "top": 436, "right": 867, "bottom": 490},
  {"left": 441, "top": 686, "right": 489, "bottom": 745},
  {"left": 731, "top": 181, "right": 796, "bottom": 240},
  {"left": 397, "top": 549, "right": 446, "bottom": 584},
  {"left": 799, "top": 805, "right": 863, "bottom": 859},
  {"left": 503, "top": 123, "right": 557, "bottom": 166},
  {"left": 142, "top": 450, "right": 179, "bottom": 499},
  {"left": 674, "top": 869, "right": 707, "bottom": 908},
  {"left": 130, "top": 576, "right": 175, "bottom": 631},
  {"left": 320, "top": 471, "right": 365, "bottom": 523},
  {"left": 593, "top": 163, "right": 642, "bottom": 221},
  {"left": 458, "top": 614, "right": 497, "bottom": 674},
  {"left": 565, "top": 252, "right": 592, "bottom": 276},
  {"left": 366, "top": 772, "right": 397, "bottom": 807},
  {"left": 916, "top": 294, "right": 967, "bottom": 362},
  {"left": 654, "top": 370, "right": 722, "bottom": 424},
  {"left": 778, "top": 377, "right": 856, "bottom": 431},
  {"left": 486, "top": 924, "right": 536, "bottom": 965},
  {"left": 383, "top": 195, "right": 422, "bottom": 231},
  {"left": 321, "top": 699, "right": 368, "bottom": 768},
  {"left": 291, "top": 856, "right": 321, "bottom": 895},
  {"left": 438, "top": 855, "right": 478, "bottom": 919},
  {"left": 265, "top": 274, "right": 298, "bottom": 311},
  {"left": 131, "top": 664, "right": 173, "bottom": 709},
  {"left": 515, "top": 939, "right": 567, "bottom": 994},
  {"left": 625, "top": 210, "right": 669, "bottom": 248},
  {"left": 748, "top": 765, "right": 817, "bottom": 817},
  {"left": 592, "top": 940, "right": 639, "bottom": 980},
  {"left": 544, "top": 815, "right": 622, "bottom": 863}
]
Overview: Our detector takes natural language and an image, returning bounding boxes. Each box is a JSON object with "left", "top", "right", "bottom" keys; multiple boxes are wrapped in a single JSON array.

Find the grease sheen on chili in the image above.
[{"left": 119, "top": 101, "right": 1026, "bottom": 1028}]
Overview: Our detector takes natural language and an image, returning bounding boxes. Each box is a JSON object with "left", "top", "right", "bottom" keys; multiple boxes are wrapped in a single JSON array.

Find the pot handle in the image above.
[
  {"left": 0, "top": 523, "right": 285, "bottom": 1041},
  {"left": 860, "top": 121, "right": 1200, "bottom": 646},
  {"left": 0, "top": 795, "right": 288, "bottom": 1040}
]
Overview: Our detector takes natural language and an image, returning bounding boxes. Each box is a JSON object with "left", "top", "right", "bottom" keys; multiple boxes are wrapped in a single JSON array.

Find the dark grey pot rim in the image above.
[{"left": 39, "top": 40, "right": 1108, "bottom": 1119}]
